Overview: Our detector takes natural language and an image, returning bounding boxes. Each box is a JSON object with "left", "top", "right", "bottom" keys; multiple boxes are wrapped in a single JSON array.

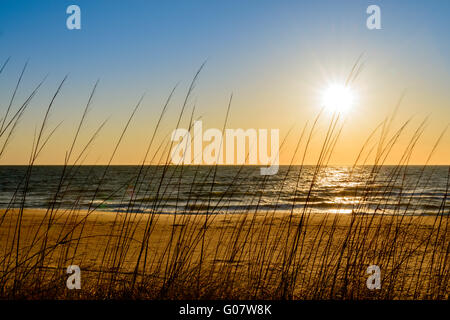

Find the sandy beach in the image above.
[{"left": 0, "top": 208, "right": 447, "bottom": 299}]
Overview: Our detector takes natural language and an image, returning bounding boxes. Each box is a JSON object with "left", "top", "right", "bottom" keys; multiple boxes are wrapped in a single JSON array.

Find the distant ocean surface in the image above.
[{"left": 0, "top": 166, "right": 448, "bottom": 216}]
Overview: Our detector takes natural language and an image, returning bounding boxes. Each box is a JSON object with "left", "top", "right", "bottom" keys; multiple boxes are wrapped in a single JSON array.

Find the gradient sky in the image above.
[{"left": 0, "top": 0, "right": 449, "bottom": 165}]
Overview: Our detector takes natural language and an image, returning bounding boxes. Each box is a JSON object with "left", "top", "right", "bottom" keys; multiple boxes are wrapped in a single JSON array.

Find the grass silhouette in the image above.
[{"left": 0, "top": 59, "right": 448, "bottom": 299}]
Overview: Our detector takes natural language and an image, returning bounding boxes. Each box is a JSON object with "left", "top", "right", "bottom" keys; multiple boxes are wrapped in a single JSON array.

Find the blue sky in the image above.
[
  {"left": 0, "top": 0, "right": 449, "bottom": 164},
  {"left": 1, "top": 0, "right": 447, "bottom": 92}
]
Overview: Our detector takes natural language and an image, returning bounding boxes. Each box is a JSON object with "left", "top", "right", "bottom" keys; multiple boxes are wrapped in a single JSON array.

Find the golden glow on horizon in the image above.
[{"left": 321, "top": 84, "right": 355, "bottom": 114}]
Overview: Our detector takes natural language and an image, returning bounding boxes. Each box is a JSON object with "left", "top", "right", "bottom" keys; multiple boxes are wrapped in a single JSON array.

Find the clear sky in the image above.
[{"left": 0, "top": 0, "right": 449, "bottom": 165}]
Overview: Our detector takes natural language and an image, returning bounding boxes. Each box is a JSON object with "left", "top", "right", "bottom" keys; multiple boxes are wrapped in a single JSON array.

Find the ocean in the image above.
[{"left": 0, "top": 165, "right": 448, "bottom": 216}]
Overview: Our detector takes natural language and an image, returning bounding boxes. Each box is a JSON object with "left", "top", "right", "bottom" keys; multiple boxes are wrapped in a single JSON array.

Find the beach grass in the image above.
[{"left": 0, "top": 60, "right": 448, "bottom": 300}]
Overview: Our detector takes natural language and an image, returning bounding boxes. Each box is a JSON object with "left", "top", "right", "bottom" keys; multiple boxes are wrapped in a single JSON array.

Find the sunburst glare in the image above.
[{"left": 321, "top": 84, "right": 355, "bottom": 113}]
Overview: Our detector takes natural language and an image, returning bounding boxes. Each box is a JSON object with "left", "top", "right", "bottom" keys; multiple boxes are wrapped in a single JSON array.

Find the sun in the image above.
[{"left": 321, "top": 84, "right": 355, "bottom": 113}]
